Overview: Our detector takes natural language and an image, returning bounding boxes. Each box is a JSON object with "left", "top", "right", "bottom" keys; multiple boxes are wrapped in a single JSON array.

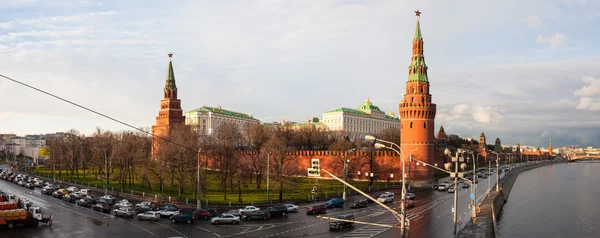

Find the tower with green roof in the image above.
[{"left": 399, "top": 10, "right": 437, "bottom": 183}]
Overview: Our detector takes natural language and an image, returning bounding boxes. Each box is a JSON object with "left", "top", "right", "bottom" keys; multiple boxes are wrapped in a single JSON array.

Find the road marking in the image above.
[
  {"left": 194, "top": 225, "right": 222, "bottom": 237},
  {"left": 153, "top": 221, "right": 189, "bottom": 238}
]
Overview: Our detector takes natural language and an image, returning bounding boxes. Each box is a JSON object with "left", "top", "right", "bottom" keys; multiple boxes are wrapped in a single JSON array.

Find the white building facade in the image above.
[
  {"left": 185, "top": 105, "right": 260, "bottom": 135},
  {"left": 322, "top": 99, "right": 400, "bottom": 136}
]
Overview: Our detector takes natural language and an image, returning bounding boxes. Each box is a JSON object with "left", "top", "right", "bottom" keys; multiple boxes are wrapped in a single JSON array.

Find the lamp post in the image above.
[
  {"left": 197, "top": 148, "right": 202, "bottom": 210},
  {"left": 366, "top": 135, "right": 407, "bottom": 238},
  {"left": 266, "top": 152, "right": 271, "bottom": 204},
  {"left": 103, "top": 149, "right": 108, "bottom": 195},
  {"left": 443, "top": 148, "right": 467, "bottom": 238},
  {"left": 343, "top": 148, "right": 357, "bottom": 201},
  {"left": 491, "top": 151, "right": 500, "bottom": 192}
]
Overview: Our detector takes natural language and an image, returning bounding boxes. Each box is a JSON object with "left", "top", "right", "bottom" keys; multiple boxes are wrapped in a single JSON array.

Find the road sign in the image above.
[
  {"left": 458, "top": 220, "right": 463, "bottom": 225},
  {"left": 470, "top": 193, "right": 475, "bottom": 199},
  {"left": 308, "top": 158, "right": 320, "bottom": 177}
]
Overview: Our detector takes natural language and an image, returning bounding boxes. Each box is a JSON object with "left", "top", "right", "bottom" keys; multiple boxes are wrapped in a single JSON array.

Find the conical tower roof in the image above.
[
  {"left": 407, "top": 9, "right": 428, "bottom": 83},
  {"left": 165, "top": 53, "right": 177, "bottom": 90}
]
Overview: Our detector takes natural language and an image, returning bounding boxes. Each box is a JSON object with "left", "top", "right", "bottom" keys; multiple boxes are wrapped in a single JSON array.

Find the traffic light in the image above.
[{"left": 307, "top": 158, "right": 320, "bottom": 177}]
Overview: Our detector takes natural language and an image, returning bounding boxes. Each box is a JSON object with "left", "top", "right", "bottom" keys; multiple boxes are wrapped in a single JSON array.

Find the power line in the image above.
[{"left": 0, "top": 73, "right": 197, "bottom": 153}]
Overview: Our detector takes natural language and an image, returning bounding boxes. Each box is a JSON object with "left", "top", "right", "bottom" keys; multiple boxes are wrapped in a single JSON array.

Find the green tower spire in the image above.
[
  {"left": 165, "top": 53, "right": 177, "bottom": 90},
  {"left": 407, "top": 10, "right": 428, "bottom": 83}
]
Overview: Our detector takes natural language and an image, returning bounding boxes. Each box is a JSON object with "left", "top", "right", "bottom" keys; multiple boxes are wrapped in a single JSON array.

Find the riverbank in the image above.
[{"left": 458, "top": 160, "right": 565, "bottom": 238}]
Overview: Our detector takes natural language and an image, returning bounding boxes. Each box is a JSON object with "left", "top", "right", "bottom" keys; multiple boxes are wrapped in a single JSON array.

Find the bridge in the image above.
[{"left": 567, "top": 154, "right": 600, "bottom": 161}]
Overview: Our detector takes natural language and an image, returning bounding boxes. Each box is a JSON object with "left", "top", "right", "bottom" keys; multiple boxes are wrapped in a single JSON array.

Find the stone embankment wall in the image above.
[{"left": 459, "top": 160, "right": 565, "bottom": 238}]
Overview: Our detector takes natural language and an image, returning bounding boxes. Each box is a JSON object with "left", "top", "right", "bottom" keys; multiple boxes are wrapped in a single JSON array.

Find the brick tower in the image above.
[
  {"left": 479, "top": 132, "right": 487, "bottom": 157},
  {"left": 151, "top": 53, "right": 186, "bottom": 155},
  {"left": 399, "top": 10, "right": 437, "bottom": 183}
]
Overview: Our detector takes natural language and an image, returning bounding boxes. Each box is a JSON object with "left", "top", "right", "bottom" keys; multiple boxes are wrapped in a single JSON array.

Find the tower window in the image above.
[
  {"left": 410, "top": 122, "right": 413, "bottom": 128},
  {"left": 411, "top": 97, "right": 414, "bottom": 103},
  {"left": 424, "top": 122, "right": 427, "bottom": 129},
  {"left": 422, "top": 97, "right": 424, "bottom": 103},
  {"left": 421, "top": 87, "right": 424, "bottom": 93}
]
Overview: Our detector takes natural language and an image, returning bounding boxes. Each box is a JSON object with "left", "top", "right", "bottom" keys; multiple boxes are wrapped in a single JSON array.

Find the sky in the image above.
[{"left": 1, "top": 0, "right": 600, "bottom": 148}]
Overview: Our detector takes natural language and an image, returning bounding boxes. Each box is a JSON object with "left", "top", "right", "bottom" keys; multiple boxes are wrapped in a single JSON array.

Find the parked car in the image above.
[
  {"left": 92, "top": 202, "right": 112, "bottom": 213},
  {"left": 405, "top": 193, "right": 416, "bottom": 200},
  {"left": 405, "top": 200, "right": 415, "bottom": 209},
  {"left": 135, "top": 205, "right": 154, "bottom": 214},
  {"left": 266, "top": 205, "right": 288, "bottom": 217},
  {"left": 41, "top": 186, "right": 54, "bottom": 195},
  {"left": 329, "top": 214, "right": 355, "bottom": 230},
  {"left": 62, "top": 194, "right": 77, "bottom": 203},
  {"left": 171, "top": 212, "right": 195, "bottom": 224},
  {"left": 115, "top": 199, "right": 133, "bottom": 209},
  {"left": 25, "top": 183, "right": 35, "bottom": 189},
  {"left": 284, "top": 204, "right": 299, "bottom": 212},
  {"left": 113, "top": 207, "right": 135, "bottom": 218},
  {"left": 225, "top": 209, "right": 243, "bottom": 218},
  {"left": 193, "top": 209, "right": 213, "bottom": 220},
  {"left": 239, "top": 206, "right": 260, "bottom": 214},
  {"left": 18, "top": 180, "right": 26, "bottom": 186},
  {"left": 137, "top": 211, "right": 160, "bottom": 221},
  {"left": 242, "top": 210, "right": 270, "bottom": 220},
  {"left": 211, "top": 214, "right": 240, "bottom": 225},
  {"left": 326, "top": 198, "right": 345, "bottom": 208},
  {"left": 350, "top": 198, "right": 368, "bottom": 209},
  {"left": 306, "top": 204, "right": 327, "bottom": 215},
  {"left": 204, "top": 207, "right": 218, "bottom": 217},
  {"left": 79, "top": 189, "right": 91, "bottom": 196},
  {"left": 438, "top": 183, "right": 449, "bottom": 191},
  {"left": 52, "top": 191, "right": 64, "bottom": 199},
  {"left": 157, "top": 207, "right": 180, "bottom": 217},
  {"left": 34, "top": 181, "right": 44, "bottom": 187},
  {"left": 447, "top": 186, "right": 456, "bottom": 193},
  {"left": 377, "top": 192, "right": 394, "bottom": 204},
  {"left": 66, "top": 186, "right": 79, "bottom": 193},
  {"left": 100, "top": 195, "right": 116, "bottom": 205},
  {"left": 76, "top": 197, "right": 94, "bottom": 207}
]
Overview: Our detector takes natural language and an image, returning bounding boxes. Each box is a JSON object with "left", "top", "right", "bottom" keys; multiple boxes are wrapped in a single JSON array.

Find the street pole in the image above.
[
  {"left": 104, "top": 150, "right": 108, "bottom": 196},
  {"left": 488, "top": 158, "right": 491, "bottom": 195},
  {"left": 266, "top": 153, "right": 270, "bottom": 204},
  {"left": 495, "top": 153, "right": 500, "bottom": 192},
  {"left": 343, "top": 152, "right": 348, "bottom": 201},
  {"left": 53, "top": 155, "right": 56, "bottom": 183},
  {"left": 452, "top": 153, "right": 460, "bottom": 238},
  {"left": 197, "top": 149, "right": 202, "bottom": 210},
  {"left": 399, "top": 154, "right": 407, "bottom": 238}
]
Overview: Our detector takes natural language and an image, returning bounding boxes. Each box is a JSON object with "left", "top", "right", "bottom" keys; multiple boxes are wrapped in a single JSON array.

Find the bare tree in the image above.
[
  {"left": 242, "top": 123, "right": 269, "bottom": 189},
  {"left": 265, "top": 126, "right": 299, "bottom": 202}
]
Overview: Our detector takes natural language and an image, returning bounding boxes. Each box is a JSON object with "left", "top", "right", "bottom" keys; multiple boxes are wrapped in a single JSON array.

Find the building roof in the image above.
[
  {"left": 187, "top": 106, "right": 259, "bottom": 121},
  {"left": 165, "top": 59, "right": 177, "bottom": 90},
  {"left": 323, "top": 99, "right": 400, "bottom": 121},
  {"left": 407, "top": 15, "right": 428, "bottom": 83}
]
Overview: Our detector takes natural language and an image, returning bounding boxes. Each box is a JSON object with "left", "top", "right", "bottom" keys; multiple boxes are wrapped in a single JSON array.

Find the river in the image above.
[{"left": 497, "top": 161, "right": 600, "bottom": 237}]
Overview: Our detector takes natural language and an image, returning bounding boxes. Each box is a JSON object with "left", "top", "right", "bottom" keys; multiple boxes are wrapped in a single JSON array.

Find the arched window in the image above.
[
  {"left": 424, "top": 122, "right": 427, "bottom": 129},
  {"left": 410, "top": 122, "right": 413, "bottom": 128},
  {"left": 421, "top": 86, "right": 424, "bottom": 93},
  {"left": 422, "top": 97, "right": 424, "bottom": 103},
  {"left": 411, "top": 97, "right": 414, "bottom": 103}
]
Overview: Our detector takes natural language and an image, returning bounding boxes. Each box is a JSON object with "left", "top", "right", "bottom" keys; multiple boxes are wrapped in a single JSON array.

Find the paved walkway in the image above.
[{"left": 458, "top": 191, "right": 497, "bottom": 238}]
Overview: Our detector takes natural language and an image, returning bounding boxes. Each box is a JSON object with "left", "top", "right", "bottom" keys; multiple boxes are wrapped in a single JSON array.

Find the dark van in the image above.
[{"left": 329, "top": 214, "right": 355, "bottom": 230}]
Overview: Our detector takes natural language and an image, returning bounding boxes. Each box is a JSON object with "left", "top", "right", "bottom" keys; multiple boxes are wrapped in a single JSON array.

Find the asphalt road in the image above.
[{"left": 0, "top": 164, "right": 507, "bottom": 238}]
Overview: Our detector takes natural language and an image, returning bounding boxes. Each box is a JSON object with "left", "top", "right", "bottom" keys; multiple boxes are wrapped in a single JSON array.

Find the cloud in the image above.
[
  {"left": 0, "top": 28, "right": 90, "bottom": 42},
  {"left": 437, "top": 104, "right": 504, "bottom": 124},
  {"left": 562, "top": 0, "right": 588, "bottom": 5},
  {"left": 574, "top": 76, "right": 600, "bottom": 110},
  {"left": 0, "top": 21, "right": 14, "bottom": 29},
  {"left": 536, "top": 33, "right": 566, "bottom": 48},
  {"left": 527, "top": 16, "right": 541, "bottom": 28}
]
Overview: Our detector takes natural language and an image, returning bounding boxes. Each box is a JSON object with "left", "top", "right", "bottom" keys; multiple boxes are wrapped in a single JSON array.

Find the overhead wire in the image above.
[{"left": 0, "top": 73, "right": 198, "bottom": 153}]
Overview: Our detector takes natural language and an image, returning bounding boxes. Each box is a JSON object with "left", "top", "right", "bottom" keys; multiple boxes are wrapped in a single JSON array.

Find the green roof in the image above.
[
  {"left": 187, "top": 106, "right": 259, "bottom": 121},
  {"left": 165, "top": 60, "right": 177, "bottom": 90},
  {"left": 324, "top": 107, "right": 399, "bottom": 121},
  {"left": 414, "top": 18, "right": 422, "bottom": 39}
]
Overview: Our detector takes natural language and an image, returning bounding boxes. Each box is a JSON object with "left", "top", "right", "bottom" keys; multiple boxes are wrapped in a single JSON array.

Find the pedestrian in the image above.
[{"left": 477, "top": 205, "right": 481, "bottom": 213}]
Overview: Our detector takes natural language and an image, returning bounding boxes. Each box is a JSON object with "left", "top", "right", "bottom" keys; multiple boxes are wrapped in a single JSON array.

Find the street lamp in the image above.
[
  {"left": 197, "top": 148, "right": 202, "bottom": 210},
  {"left": 343, "top": 148, "right": 357, "bottom": 201},
  {"left": 366, "top": 135, "right": 408, "bottom": 238},
  {"left": 491, "top": 151, "right": 501, "bottom": 192}
]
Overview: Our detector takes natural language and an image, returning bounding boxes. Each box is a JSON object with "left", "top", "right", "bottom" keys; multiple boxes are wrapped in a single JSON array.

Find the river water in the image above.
[{"left": 498, "top": 162, "right": 600, "bottom": 238}]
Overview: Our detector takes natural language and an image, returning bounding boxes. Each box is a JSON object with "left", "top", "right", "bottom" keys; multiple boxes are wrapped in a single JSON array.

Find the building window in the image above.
[
  {"left": 411, "top": 97, "right": 414, "bottom": 103},
  {"left": 410, "top": 122, "right": 413, "bottom": 128},
  {"left": 424, "top": 122, "right": 426, "bottom": 129}
]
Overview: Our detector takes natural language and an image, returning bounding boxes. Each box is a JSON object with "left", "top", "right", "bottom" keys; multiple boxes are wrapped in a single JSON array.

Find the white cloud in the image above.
[
  {"left": 536, "top": 33, "right": 566, "bottom": 48},
  {"left": 562, "top": 0, "right": 588, "bottom": 5},
  {"left": 527, "top": 16, "right": 541, "bottom": 28},
  {"left": 0, "top": 21, "right": 14, "bottom": 29},
  {"left": 574, "top": 76, "right": 600, "bottom": 110},
  {"left": 471, "top": 105, "right": 505, "bottom": 124},
  {"left": 0, "top": 28, "right": 90, "bottom": 42}
]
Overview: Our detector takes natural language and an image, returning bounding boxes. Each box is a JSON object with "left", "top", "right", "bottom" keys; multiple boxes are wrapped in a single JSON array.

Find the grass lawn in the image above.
[{"left": 31, "top": 167, "right": 396, "bottom": 205}]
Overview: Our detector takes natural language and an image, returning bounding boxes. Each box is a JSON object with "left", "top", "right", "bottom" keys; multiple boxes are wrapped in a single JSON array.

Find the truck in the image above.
[{"left": 0, "top": 202, "right": 53, "bottom": 228}]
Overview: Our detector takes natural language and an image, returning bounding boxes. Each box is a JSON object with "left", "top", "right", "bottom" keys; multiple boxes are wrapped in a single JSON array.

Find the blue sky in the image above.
[{"left": 1, "top": 0, "right": 600, "bottom": 148}]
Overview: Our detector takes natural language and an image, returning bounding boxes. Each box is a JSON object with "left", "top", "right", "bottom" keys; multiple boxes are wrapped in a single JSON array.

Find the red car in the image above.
[
  {"left": 405, "top": 200, "right": 415, "bottom": 209},
  {"left": 193, "top": 209, "right": 213, "bottom": 220}
]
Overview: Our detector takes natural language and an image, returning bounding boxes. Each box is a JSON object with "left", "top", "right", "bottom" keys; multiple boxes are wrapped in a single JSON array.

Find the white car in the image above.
[
  {"left": 239, "top": 206, "right": 260, "bottom": 214},
  {"left": 157, "top": 208, "right": 180, "bottom": 217},
  {"left": 137, "top": 211, "right": 160, "bottom": 221},
  {"left": 211, "top": 214, "right": 240, "bottom": 225},
  {"left": 377, "top": 192, "right": 394, "bottom": 204},
  {"left": 66, "top": 186, "right": 79, "bottom": 193},
  {"left": 284, "top": 204, "right": 299, "bottom": 212},
  {"left": 116, "top": 199, "right": 133, "bottom": 208},
  {"left": 447, "top": 187, "right": 456, "bottom": 193}
]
